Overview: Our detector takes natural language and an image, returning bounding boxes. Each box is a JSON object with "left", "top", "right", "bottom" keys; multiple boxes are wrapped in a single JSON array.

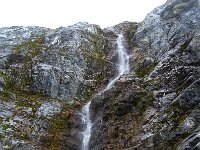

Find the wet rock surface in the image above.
[{"left": 89, "top": 0, "right": 200, "bottom": 149}]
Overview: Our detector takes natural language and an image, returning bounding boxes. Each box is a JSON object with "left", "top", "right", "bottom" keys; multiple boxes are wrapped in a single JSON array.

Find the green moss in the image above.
[
  {"left": 164, "top": 102, "right": 190, "bottom": 127},
  {"left": 0, "top": 91, "right": 10, "bottom": 101},
  {"left": 47, "top": 104, "right": 73, "bottom": 149},
  {"left": 1, "top": 69, "right": 47, "bottom": 114},
  {"left": 81, "top": 32, "right": 108, "bottom": 100},
  {"left": 134, "top": 91, "right": 154, "bottom": 116},
  {"left": 2, "top": 124, "right": 14, "bottom": 130},
  {"left": 84, "top": 86, "right": 96, "bottom": 102},
  {"left": 0, "top": 73, "right": 5, "bottom": 77},
  {"left": 82, "top": 30, "right": 107, "bottom": 64},
  {"left": 95, "top": 72, "right": 106, "bottom": 83},
  {"left": 49, "top": 117, "right": 66, "bottom": 133},
  {"left": 0, "top": 134, "right": 5, "bottom": 140},
  {"left": 14, "top": 93, "right": 43, "bottom": 110},
  {"left": 82, "top": 48, "right": 105, "bottom": 63},
  {"left": 1, "top": 40, "right": 48, "bottom": 114},
  {"left": 135, "top": 61, "right": 158, "bottom": 78},
  {"left": 125, "top": 23, "right": 138, "bottom": 47},
  {"left": 14, "top": 35, "right": 46, "bottom": 64},
  {"left": 3, "top": 59, "right": 32, "bottom": 95},
  {"left": 18, "top": 133, "right": 31, "bottom": 141},
  {"left": 15, "top": 45, "right": 24, "bottom": 54}
]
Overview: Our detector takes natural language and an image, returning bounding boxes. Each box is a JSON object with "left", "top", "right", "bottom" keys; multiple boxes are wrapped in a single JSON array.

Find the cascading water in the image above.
[
  {"left": 81, "top": 102, "right": 92, "bottom": 150},
  {"left": 104, "top": 34, "right": 129, "bottom": 91},
  {"left": 81, "top": 34, "right": 129, "bottom": 150}
]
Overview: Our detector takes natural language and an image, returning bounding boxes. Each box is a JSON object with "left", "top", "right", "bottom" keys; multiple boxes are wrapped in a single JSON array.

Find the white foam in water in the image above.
[
  {"left": 81, "top": 34, "right": 130, "bottom": 150},
  {"left": 81, "top": 102, "right": 92, "bottom": 150},
  {"left": 104, "top": 34, "right": 129, "bottom": 91}
]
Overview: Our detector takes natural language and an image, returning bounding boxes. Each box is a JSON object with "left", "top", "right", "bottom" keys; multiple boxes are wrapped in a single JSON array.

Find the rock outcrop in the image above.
[
  {"left": 90, "top": 0, "right": 200, "bottom": 149},
  {"left": 0, "top": 23, "right": 115, "bottom": 149}
]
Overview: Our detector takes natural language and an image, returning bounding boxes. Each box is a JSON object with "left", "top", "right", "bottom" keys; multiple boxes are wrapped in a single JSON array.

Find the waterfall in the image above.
[
  {"left": 80, "top": 34, "right": 129, "bottom": 150},
  {"left": 81, "top": 102, "right": 92, "bottom": 150},
  {"left": 104, "top": 34, "right": 129, "bottom": 91}
]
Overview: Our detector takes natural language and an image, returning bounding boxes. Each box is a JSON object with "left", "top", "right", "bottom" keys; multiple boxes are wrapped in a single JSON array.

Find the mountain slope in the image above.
[
  {"left": 0, "top": 0, "right": 199, "bottom": 149},
  {"left": 89, "top": 0, "right": 200, "bottom": 149},
  {"left": 0, "top": 23, "right": 115, "bottom": 149}
]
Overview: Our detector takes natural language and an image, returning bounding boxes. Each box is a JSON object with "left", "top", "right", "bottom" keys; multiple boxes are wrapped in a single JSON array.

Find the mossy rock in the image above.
[
  {"left": 135, "top": 59, "right": 158, "bottom": 78},
  {"left": 134, "top": 91, "right": 154, "bottom": 116},
  {"left": 14, "top": 35, "right": 47, "bottom": 64}
]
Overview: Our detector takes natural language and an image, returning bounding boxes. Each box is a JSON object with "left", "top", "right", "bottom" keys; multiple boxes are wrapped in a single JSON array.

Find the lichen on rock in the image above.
[
  {"left": 0, "top": 23, "right": 114, "bottom": 149},
  {"left": 0, "top": 0, "right": 200, "bottom": 149}
]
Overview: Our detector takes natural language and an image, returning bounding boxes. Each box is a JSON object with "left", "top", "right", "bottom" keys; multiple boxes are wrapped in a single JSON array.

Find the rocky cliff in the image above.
[
  {"left": 90, "top": 0, "right": 200, "bottom": 149},
  {"left": 0, "top": 23, "right": 118, "bottom": 149},
  {"left": 0, "top": 0, "right": 200, "bottom": 149}
]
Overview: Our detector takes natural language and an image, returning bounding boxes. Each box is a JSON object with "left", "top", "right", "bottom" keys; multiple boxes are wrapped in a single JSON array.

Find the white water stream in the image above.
[{"left": 81, "top": 34, "right": 130, "bottom": 150}]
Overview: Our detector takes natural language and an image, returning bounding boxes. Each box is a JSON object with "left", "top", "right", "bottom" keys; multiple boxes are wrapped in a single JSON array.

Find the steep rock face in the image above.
[
  {"left": 90, "top": 75, "right": 149, "bottom": 149},
  {"left": 90, "top": 0, "right": 200, "bottom": 149},
  {"left": 0, "top": 23, "right": 114, "bottom": 149},
  {"left": 134, "top": 0, "right": 200, "bottom": 149},
  {"left": 0, "top": 0, "right": 199, "bottom": 149},
  {"left": 135, "top": 0, "right": 200, "bottom": 59}
]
